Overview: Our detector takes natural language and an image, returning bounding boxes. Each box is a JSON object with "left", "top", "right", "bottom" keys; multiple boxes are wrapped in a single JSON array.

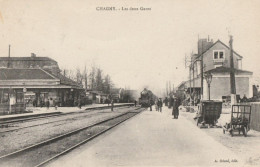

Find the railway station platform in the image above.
[
  {"left": 48, "top": 106, "right": 242, "bottom": 167},
  {"left": 0, "top": 103, "right": 134, "bottom": 120}
]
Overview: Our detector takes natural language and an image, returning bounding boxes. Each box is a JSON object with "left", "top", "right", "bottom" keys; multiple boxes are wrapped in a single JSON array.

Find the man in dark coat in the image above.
[
  {"left": 149, "top": 99, "right": 153, "bottom": 111},
  {"left": 172, "top": 97, "right": 180, "bottom": 119},
  {"left": 168, "top": 96, "right": 173, "bottom": 109},
  {"left": 164, "top": 97, "right": 168, "bottom": 106},
  {"left": 78, "top": 98, "right": 82, "bottom": 109},
  {"left": 157, "top": 98, "right": 163, "bottom": 112},
  {"left": 111, "top": 100, "right": 114, "bottom": 111}
]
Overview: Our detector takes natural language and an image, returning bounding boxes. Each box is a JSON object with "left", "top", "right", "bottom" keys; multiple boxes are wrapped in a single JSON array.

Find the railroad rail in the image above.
[
  {"left": 0, "top": 106, "right": 133, "bottom": 133},
  {"left": 0, "top": 104, "right": 134, "bottom": 125},
  {"left": 0, "top": 105, "right": 132, "bottom": 126},
  {"left": 0, "top": 107, "right": 143, "bottom": 167}
]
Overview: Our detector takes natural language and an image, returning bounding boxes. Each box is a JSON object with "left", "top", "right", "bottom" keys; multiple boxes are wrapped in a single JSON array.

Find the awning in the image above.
[{"left": 0, "top": 85, "right": 83, "bottom": 89}]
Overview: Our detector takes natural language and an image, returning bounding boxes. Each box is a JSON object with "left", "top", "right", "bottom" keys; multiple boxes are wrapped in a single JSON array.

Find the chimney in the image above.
[
  {"left": 198, "top": 37, "right": 214, "bottom": 55},
  {"left": 31, "top": 53, "right": 36, "bottom": 58},
  {"left": 7, "top": 45, "right": 11, "bottom": 68}
]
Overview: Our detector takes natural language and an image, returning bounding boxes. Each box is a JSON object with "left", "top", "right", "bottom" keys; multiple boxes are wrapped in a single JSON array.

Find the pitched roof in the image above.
[
  {"left": 54, "top": 73, "right": 82, "bottom": 87},
  {"left": 0, "top": 68, "right": 56, "bottom": 80},
  {"left": 206, "top": 66, "right": 252, "bottom": 75},
  {"left": 177, "top": 81, "right": 187, "bottom": 89},
  {"left": 0, "top": 56, "right": 57, "bottom": 62},
  {"left": 0, "top": 68, "right": 83, "bottom": 89},
  {"left": 197, "top": 40, "right": 243, "bottom": 59}
]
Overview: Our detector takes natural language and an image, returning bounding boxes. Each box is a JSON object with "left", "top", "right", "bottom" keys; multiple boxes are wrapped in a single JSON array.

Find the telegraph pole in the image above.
[
  {"left": 192, "top": 60, "right": 195, "bottom": 107},
  {"left": 166, "top": 81, "right": 168, "bottom": 97},
  {"left": 7, "top": 45, "right": 11, "bottom": 68},
  {"left": 200, "top": 42, "right": 204, "bottom": 100},
  {"left": 185, "top": 54, "right": 192, "bottom": 108},
  {"left": 169, "top": 81, "right": 172, "bottom": 94},
  {"left": 229, "top": 35, "right": 236, "bottom": 104}
]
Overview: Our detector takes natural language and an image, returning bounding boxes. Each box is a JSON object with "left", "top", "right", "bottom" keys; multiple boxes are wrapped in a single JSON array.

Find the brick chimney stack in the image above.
[{"left": 198, "top": 37, "right": 214, "bottom": 55}]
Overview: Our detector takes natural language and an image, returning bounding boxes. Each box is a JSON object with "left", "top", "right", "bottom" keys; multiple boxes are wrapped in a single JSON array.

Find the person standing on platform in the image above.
[
  {"left": 111, "top": 99, "right": 114, "bottom": 111},
  {"left": 172, "top": 97, "right": 180, "bottom": 119},
  {"left": 149, "top": 99, "right": 153, "bottom": 111},
  {"left": 46, "top": 99, "right": 50, "bottom": 110},
  {"left": 168, "top": 96, "right": 173, "bottom": 109},
  {"left": 134, "top": 100, "right": 137, "bottom": 107},
  {"left": 158, "top": 98, "right": 163, "bottom": 112},
  {"left": 155, "top": 99, "right": 158, "bottom": 111},
  {"left": 164, "top": 97, "right": 168, "bottom": 107},
  {"left": 33, "top": 98, "right": 37, "bottom": 107},
  {"left": 78, "top": 98, "right": 82, "bottom": 109}
]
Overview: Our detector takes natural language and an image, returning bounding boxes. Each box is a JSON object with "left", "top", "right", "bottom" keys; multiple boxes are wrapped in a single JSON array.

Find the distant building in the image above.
[
  {"left": 178, "top": 38, "right": 253, "bottom": 101},
  {"left": 87, "top": 90, "right": 108, "bottom": 104}
]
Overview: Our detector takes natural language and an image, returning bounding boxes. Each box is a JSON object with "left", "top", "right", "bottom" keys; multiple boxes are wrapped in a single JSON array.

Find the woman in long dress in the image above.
[{"left": 172, "top": 97, "right": 180, "bottom": 119}]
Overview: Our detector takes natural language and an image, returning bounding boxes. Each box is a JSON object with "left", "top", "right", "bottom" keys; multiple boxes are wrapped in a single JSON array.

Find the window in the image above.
[
  {"left": 219, "top": 52, "right": 224, "bottom": 59},
  {"left": 213, "top": 50, "right": 225, "bottom": 59},
  {"left": 214, "top": 52, "right": 218, "bottom": 59}
]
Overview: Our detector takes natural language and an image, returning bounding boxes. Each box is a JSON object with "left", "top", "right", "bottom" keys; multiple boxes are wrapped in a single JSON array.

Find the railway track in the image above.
[
  {"left": 0, "top": 107, "right": 143, "bottom": 167},
  {"left": 0, "top": 105, "right": 133, "bottom": 126},
  {"left": 0, "top": 106, "right": 132, "bottom": 133}
]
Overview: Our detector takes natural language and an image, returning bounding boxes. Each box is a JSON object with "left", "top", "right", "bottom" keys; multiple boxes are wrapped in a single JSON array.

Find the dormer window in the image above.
[{"left": 213, "top": 50, "right": 225, "bottom": 59}]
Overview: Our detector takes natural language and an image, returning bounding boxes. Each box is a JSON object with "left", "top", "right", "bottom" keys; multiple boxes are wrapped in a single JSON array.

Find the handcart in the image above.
[
  {"left": 196, "top": 100, "right": 222, "bottom": 128},
  {"left": 223, "top": 105, "right": 251, "bottom": 137}
]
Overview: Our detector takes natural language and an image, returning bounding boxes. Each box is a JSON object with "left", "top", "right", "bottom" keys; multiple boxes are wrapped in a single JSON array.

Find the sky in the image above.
[{"left": 0, "top": 0, "right": 260, "bottom": 96}]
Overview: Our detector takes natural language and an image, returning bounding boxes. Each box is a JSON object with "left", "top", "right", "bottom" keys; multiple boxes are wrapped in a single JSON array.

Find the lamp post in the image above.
[
  {"left": 23, "top": 87, "right": 27, "bottom": 111},
  {"left": 70, "top": 88, "right": 74, "bottom": 106},
  {"left": 204, "top": 72, "right": 213, "bottom": 100}
]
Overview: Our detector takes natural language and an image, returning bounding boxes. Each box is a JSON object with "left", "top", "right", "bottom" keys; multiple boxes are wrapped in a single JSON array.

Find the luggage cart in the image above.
[
  {"left": 196, "top": 100, "right": 222, "bottom": 128},
  {"left": 223, "top": 105, "right": 251, "bottom": 137}
]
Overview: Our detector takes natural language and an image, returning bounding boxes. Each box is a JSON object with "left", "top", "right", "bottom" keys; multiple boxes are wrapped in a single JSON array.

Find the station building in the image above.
[
  {"left": 178, "top": 38, "right": 253, "bottom": 102},
  {"left": 0, "top": 54, "right": 83, "bottom": 114}
]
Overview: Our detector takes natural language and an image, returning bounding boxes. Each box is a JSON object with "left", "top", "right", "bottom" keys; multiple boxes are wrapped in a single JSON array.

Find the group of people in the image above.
[
  {"left": 155, "top": 98, "right": 163, "bottom": 112},
  {"left": 150, "top": 96, "right": 181, "bottom": 119},
  {"left": 162, "top": 96, "right": 181, "bottom": 119}
]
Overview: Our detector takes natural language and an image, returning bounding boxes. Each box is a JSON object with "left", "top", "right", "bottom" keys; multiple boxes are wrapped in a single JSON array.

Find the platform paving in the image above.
[{"left": 48, "top": 106, "right": 243, "bottom": 167}]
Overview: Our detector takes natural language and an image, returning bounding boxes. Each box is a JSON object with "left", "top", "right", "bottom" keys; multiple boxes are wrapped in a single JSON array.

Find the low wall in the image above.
[{"left": 241, "top": 102, "right": 260, "bottom": 132}]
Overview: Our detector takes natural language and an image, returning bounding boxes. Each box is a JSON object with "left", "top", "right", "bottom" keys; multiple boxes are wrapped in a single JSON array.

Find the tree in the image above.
[
  {"left": 61, "top": 68, "right": 76, "bottom": 81},
  {"left": 103, "top": 75, "right": 111, "bottom": 94},
  {"left": 96, "top": 68, "right": 103, "bottom": 91},
  {"left": 76, "top": 68, "right": 84, "bottom": 84},
  {"left": 89, "top": 66, "right": 96, "bottom": 90},
  {"left": 83, "top": 65, "right": 88, "bottom": 91}
]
